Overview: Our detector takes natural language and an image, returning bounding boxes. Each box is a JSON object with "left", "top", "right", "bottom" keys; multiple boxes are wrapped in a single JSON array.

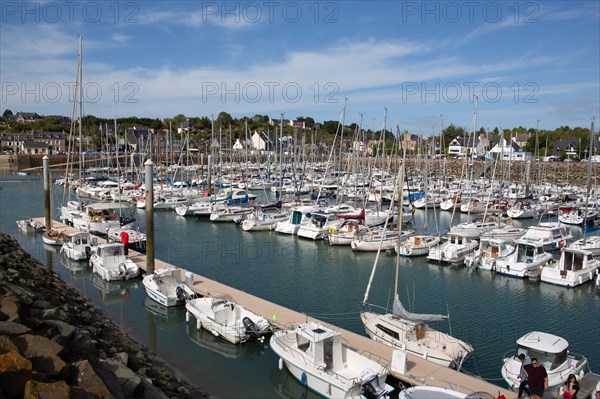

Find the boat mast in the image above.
[
  {"left": 78, "top": 36, "right": 83, "bottom": 190},
  {"left": 394, "top": 145, "right": 407, "bottom": 300},
  {"left": 583, "top": 116, "right": 595, "bottom": 242}
]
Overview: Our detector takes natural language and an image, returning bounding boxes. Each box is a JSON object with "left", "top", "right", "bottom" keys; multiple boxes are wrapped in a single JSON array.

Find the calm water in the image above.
[{"left": 0, "top": 180, "right": 599, "bottom": 398}]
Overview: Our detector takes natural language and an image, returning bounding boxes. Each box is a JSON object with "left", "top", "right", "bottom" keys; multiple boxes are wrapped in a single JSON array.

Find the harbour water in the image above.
[{"left": 1, "top": 178, "right": 599, "bottom": 398}]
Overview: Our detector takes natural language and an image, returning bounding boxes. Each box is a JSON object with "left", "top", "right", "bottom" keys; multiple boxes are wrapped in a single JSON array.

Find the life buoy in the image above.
[
  {"left": 329, "top": 227, "right": 335, "bottom": 234},
  {"left": 559, "top": 240, "right": 565, "bottom": 247}
]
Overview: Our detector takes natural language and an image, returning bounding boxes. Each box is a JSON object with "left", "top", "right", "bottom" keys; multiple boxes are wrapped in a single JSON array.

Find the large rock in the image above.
[
  {"left": 12, "top": 334, "right": 66, "bottom": 377},
  {"left": 0, "top": 294, "right": 21, "bottom": 322},
  {"left": 141, "top": 378, "right": 169, "bottom": 399},
  {"left": 71, "top": 359, "right": 124, "bottom": 399},
  {"left": 0, "top": 320, "right": 31, "bottom": 336},
  {"left": 0, "top": 282, "right": 35, "bottom": 304},
  {"left": 0, "top": 350, "right": 33, "bottom": 397},
  {"left": 43, "top": 320, "right": 77, "bottom": 340},
  {"left": 24, "top": 380, "right": 70, "bottom": 399},
  {"left": 0, "top": 334, "right": 18, "bottom": 354},
  {"left": 101, "top": 357, "right": 143, "bottom": 397}
]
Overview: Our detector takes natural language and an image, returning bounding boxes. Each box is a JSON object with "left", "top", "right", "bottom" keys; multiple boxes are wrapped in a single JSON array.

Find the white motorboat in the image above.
[
  {"left": 465, "top": 238, "right": 515, "bottom": 271},
  {"left": 495, "top": 239, "right": 553, "bottom": 279},
  {"left": 185, "top": 296, "right": 271, "bottom": 344},
  {"left": 439, "top": 197, "right": 462, "bottom": 211},
  {"left": 569, "top": 235, "right": 600, "bottom": 256},
  {"left": 16, "top": 218, "right": 44, "bottom": 233},
  {"left": 449, "top": 217, "right": 500, "bottom": 238},
  {"left": 479, "top": 225, "right": 526, "bottom": 243},
  {"left": 297, "top": 212, "right": 342, "bottom": 240},
  {"left": 397, "top": 386, "right": 469, "bottom": 398},
  {"left": 269, "top": 321, "right": 394, "bottom": 399},
  {"left": 427, "top": 233, "right": 479, "bottom": 265},
  {"left": 519, "top": 222, "right": 572, "bottom": 252},
  {"left": 351, "top": 228, "right": 416, "bottom": 252},
  {"left": 153, "top": 195, "right": 191, "bottom": 210},
  {"left": 142, "top": 268, "right": 197, "bottom": 307},
  {"left": 90, "top": 242, "right": 140, "bottom": 281},
  {"left": 60, "top": 231, "right": 93, "bottom": 261},
  {"left": 395, "top": 235, "right": 440, "bottom": 257},
  {"left": 540, "top": 247, "right": 600, "bottom": 287},
  {"left": 275, "top": 205, "right": 317, "bottom": 235},
  {"left": 501, "top": 331, "right": 589, "bottom": 396}
]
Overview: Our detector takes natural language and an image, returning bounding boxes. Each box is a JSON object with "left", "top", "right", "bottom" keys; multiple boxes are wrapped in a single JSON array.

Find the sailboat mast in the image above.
[
  {"left": 394, "top": 145, "right": 407, "bottom": 300},
  {"left": 78, "top": 36, "right": 83, "bottom": 187},
  {"left": 583, "top": 117, "right": 595, "bottom": 241}
]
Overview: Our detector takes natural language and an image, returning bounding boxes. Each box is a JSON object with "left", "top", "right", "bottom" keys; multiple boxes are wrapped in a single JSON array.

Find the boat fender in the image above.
[
  {"left": 300, "top": 372, "right": 307, "bottom": 386},
  {"left": 278, "top": 358, "right": 283, "bottom": 371},
  {"left": 559, "top": 240, "right": 565, "bottom": 247},
  {"left": 329, "top": 227, "right": 335, "bottom": 234}
]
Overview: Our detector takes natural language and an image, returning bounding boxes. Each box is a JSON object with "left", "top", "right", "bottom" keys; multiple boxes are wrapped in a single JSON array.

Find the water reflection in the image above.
[
  {"left": 269, "top": 367, "right": 321, "bottom": 399},
  {"left": 143, "top": 297, "right": 186, "bottom": 330},
  {"left": 59, "top": 253, "right": 91, "bottom": 278},
  {"left": 90, "top": 274, "right": 139, "bottom": 305},
  {"left": 185, "top": 322, "right": 268, "bottom": 360}
]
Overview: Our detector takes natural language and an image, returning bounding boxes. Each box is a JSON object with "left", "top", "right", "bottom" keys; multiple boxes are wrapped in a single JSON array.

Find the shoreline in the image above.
[{"left": 0, "top": 232, "right": 210, "bottom": 399}]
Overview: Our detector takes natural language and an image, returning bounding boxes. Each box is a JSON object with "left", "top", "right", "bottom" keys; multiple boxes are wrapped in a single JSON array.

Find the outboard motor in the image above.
[
  {"left": 359, "top": 369, "right": 387, "bottom": 399},
  {"left": 175, "top": 286, "right": 187, "bottom": 304},
  {"left": 242, "top": 317, "right": 261, "bottom": 340},
  {"left": 84, "top": 246, "right": 92, "bottom": 258},
  {"left": 118, "top": 263, "right": 127, "bottom": 277}
]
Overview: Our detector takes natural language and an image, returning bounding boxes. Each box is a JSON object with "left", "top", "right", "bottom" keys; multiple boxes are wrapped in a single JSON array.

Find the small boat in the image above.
[
  {"left": 241, "top": 208, "right": 289, "bottom": 231},
  {"left": 397, "top": 386, "right": 470, "bottom": 398},
  {"left": 16, "top": 219, "right": 44, "bottom": 233},
  {"left": 328, "top": 220, "right": 368, "bottom": 246},
  {"left": 351, "top": 227, "right": 416, "bottom": 252},
  {"left": 395, "top": 235, "right": 440, "bottom": 257},
  {"left": 142, "top": 268, "right": 197, "bottom": 307},
  {"left": 185, "top": 296, "right": 271, "bottom": 344},
  {"left": 275, "top": 205, "right": 317, "bottom": 235},
  {"left": 209, "top": 206, "right": 252, "bottom": 222},
  {"left": 501, "top": 331, "right": 589, "bottom": 396},
  {"left": 495, "top": 239, "right": 553, "bottom": 279},
  {"left": 270, "top": 321, "right": 394, "bottom": 399},
  {"left": 519, "top": 222, "right": 572, "bottom": 252},
  {"left": 71, "top": 202, "right": 135, "bottom": 234},
  {"left": 297, "top": 211, "right": 343, "bottom": 240},
  {"left": 90, "top": 243, "right": 140, "bottom": 281},
  {"left": 465, "top": 237, "right": 515, "bottom": 271},
  {"left": 540, "top": 247, "right": 600, "bottom": 287},
  {"left": 569, "top": 235, "right": 600, "bottom": 256},
  {"left": 427, "top": 232, "right": 478, "bottom": 265},
  {"left": 42, "top": 229, "right": 66, "bottom": 246},
  {"left": 106, "top": 227, "right": 146, "bottom": 253},
  {"left": 558, "top": 207, "right": 599, "bottom": 225},
  {"left": 60, "top": 231, "right": 93, "bottom": 261}
]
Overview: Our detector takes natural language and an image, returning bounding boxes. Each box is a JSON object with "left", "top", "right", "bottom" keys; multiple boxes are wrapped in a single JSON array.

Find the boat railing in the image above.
[{"left": 421, "top": 376, "right": 487, "bottom": 395}]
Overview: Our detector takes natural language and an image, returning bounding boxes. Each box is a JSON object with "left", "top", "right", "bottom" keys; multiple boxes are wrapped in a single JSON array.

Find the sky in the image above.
[{"left": 1, "top": 0, "right": 599, "bottom": 133}]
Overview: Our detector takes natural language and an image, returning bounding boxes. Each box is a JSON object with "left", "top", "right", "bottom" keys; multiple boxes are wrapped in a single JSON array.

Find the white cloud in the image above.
[{"left": 111, "top": 33, "right": 130, "bottom": 43}]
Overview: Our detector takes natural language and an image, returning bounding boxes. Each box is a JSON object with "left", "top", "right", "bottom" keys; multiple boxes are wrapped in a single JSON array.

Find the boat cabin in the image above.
[
  {"left": 295, "top": 323, "right": 343, "bottom": 371},
  {"left": 515, "top": 242, "right": 545, "bottom": 263},
  {"left": 559, "top": 248, "right": 592, "bottom": 273},
  {"left": 512, "top": 331, "right": 569, "bottom": 371}
]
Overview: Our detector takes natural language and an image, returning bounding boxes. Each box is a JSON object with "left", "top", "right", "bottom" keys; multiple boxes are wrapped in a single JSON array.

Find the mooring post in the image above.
[
  {"left": 43, "top": 155, "right": 51, "bottom": 230},
  {"left": 145, "top": 159, "right": 154, "bottom": 274}
]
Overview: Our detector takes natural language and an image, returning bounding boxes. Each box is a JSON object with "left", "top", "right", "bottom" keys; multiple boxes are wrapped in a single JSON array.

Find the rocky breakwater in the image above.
[{"left": 0, "top": 233, "right": 209, "bottom": 399}]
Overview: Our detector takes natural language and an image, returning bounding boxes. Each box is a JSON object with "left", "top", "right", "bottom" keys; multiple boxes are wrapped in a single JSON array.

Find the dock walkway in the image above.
[{"left": 34, "top": 218, "right": 513, "bottom": 397}]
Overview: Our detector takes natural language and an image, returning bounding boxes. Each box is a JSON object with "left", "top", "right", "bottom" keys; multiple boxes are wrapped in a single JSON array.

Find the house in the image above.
[
  {"left": 268, "top": 117, "right": 306, "bottom": 129},
  {"left": 126, "top": 126, "right": 154, "bottom": 152},
  {"left": 21, "top": 141, "right": 48, "bottom": 155},
  {"left": 0, "top": 131, "right": 66, "bottom": 154},
  {"left": 232, "top": 139, "right": 244, "bottom": 151},
  {"left": 402, "top": 133, "right": 420, "bottom": 152},
  {"left": 14, "top": 112, "right": 42, "bottom": 123},
  {"left": 514, "top": 133, "right": 531, "bottom": 149},
  {"left": 488, "top": 138, "right": 531, "bottom": 161},
  {"left": 448, "top": 137, "right": 469, "bottom": 156},
  {"left": 552, "top": 138, "right": 580, "bottom": 159},
  {"left": 251, "top": 131, "right": 277, "bottom": 151}
]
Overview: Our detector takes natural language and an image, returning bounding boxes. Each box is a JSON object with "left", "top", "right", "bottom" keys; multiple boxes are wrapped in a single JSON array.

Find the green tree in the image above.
[{"left": 2, "top": 109, "right": 13, "bottom": 118}]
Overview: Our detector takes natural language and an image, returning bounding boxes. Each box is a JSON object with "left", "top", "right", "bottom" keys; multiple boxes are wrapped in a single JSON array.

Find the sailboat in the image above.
[{"left": 360, "top": 148, "right": 473, "bottom": 370}]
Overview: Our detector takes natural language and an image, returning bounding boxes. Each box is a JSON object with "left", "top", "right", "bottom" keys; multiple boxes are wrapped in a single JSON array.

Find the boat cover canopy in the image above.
[{"left": 392, "top": 297, "right": 446, "bottom": 323}]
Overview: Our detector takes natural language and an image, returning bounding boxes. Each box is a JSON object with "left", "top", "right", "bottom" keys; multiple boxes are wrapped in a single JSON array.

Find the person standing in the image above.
[
  {"left": 121, "top": 231, "right": 129, "bottom": 255},
  {"left": 523, "top": 358, "right": 548, "bottom": 399},
  {"left": 517, "top": 353, "right": 530, "bottom": 398}
]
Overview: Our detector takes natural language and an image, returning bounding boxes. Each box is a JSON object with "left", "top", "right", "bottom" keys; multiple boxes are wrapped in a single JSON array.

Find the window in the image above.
[{"left": 376, "top": 323, "right": 399, "bottom": 340}]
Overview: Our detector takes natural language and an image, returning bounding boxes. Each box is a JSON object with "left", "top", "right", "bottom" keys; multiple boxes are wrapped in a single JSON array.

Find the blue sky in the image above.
[{"left": 1, "top": 1, "right": 599, "bottom": 133}]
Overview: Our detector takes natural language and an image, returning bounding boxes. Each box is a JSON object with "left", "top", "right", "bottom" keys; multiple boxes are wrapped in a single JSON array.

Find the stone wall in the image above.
[{"left": 0, "top": 233, "right": 209, "bottom": 399}]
